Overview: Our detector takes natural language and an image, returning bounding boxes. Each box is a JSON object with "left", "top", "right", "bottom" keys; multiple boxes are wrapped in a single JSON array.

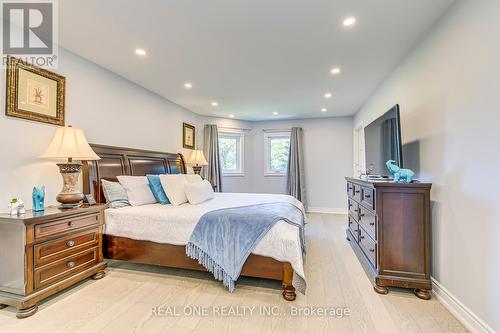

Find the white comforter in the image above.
[{"left": 104, "top": 192, "right": 306, "bottom": 286}]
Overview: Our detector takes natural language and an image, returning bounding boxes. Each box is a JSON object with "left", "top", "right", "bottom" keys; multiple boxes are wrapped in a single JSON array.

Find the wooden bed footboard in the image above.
[{"left": 105, "top": 235, "right": 296, "bottom": 301}]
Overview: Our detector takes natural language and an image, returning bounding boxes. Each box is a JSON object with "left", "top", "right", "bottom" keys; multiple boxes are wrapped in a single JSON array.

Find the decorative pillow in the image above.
[
  {"left": 184, "top": 174, "right": 203, "bottom": 183},
  {"left": 159, "top": 174, "right": 188, "bottom": 206},
  {"left": 101, "top": 180, "right": 130, "bottom": 208},
  {"left": 146, "top": 175, "right": 170, "bottom": 205},
  {"left": 117, "top": 176, "right": 157, "bottom": 206},
  {"left": 185, "top": 180, "right": 214, "bottom": 205}
]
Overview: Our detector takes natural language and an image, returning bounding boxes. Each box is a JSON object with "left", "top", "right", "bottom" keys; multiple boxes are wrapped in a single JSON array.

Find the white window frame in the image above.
[
  {"left": 218, "top": 130, "right": 245, "bottom": 177},
  {"left": 264, "top": 131, "right": 291, "bottom": 177}
]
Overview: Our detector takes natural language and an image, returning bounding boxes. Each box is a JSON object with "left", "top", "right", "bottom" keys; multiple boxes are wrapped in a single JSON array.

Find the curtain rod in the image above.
[
  {"left": 218, "top": 126, "right": 252, "bottom": 132},
  {"left": 262, "top": 128, "right": 292, "bottom": 133}
]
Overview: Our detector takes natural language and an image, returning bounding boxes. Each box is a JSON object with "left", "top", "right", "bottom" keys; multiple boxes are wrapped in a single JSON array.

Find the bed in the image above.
[{"left": 82, "top": 144, "right": 305, "bottom": 300}]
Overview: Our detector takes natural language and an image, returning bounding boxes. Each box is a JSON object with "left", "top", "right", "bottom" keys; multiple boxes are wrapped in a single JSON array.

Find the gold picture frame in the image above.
[
  {"left": 183, "top": 122, "right": 195, "bottom": 149},
  {"left": 6, "top": 56, "right": 66, "bottom": 126}
]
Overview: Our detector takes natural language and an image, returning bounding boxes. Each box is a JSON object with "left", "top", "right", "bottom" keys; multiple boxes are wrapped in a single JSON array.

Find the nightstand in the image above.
[{"left": 0, "top": 204, "right": 107, "bottom": 318}]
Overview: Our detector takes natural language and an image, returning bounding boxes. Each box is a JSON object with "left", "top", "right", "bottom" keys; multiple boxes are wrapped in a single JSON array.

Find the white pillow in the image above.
[
  {"left": 117, "top": 176, "right": 157, "bottom": 206},
  {"left": 159, "top": 174, "right": 188, "bottom": 206},
  {"left": 184, "top": 174, "right": 203, "bottom": 183},
  {"left": 185, "top": 180, "right": 214, "bottom": 205}
]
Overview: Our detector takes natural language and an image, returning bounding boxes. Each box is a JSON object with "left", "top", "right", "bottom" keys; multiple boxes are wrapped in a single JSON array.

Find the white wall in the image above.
[
  {"left": 0, "top": 48, "right": 203, "bottom": 212},
  {"left": 354, "top": 1, "right": 499, "bottom": 331},
  {"left": 208, "top": 116, "right": 353, "bottom": 211}
]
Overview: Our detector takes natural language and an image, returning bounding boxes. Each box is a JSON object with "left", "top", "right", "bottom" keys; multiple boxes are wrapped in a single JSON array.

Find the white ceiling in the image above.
[{"left": 59, "top": 0, "right": 455, "bottom": 121}]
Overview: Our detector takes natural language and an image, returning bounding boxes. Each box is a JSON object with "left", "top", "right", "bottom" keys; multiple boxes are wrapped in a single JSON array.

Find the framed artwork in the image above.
[
  {"left": 183, "top": 122, "right": 195, "bottom": 149},
  {"left": 6, "top": 56, "right": 66, "bottom": 126}
]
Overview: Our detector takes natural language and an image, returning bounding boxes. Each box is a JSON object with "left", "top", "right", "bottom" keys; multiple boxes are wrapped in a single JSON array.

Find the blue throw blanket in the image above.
[{"left": 186, "top": 202, "right": 305, "bottom": 293}]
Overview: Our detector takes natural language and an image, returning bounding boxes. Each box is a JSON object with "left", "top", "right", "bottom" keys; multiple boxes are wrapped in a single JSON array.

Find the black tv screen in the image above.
[{"left": 364, "top": 104, "right": 403, "bottom": 177}]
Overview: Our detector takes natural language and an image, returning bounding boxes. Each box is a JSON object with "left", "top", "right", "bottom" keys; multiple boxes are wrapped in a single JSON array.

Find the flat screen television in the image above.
[{"left": 364, "top": 104, "right": 403, "bottom": 177}]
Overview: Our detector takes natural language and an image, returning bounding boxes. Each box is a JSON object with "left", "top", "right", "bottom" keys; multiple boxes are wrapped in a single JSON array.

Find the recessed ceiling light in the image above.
[
  {"left": 135, "top": 48, "right": 147, "bottom": 56},
  {"left": 184, "top": 82, "right": 192, "bottom": 89},
  {"left": 321, "top": 108, "right": 327, "bottom": 112},
  {"left": 229, "top": 114, "right": 234, "bottom": 118},
  {"left": 211, "top": 101, "right": 218, "bottom": 107},
  {"left": 343, "top": 17, "right": 357, "bottom": 27},
  {"left": 330, "top": 67, "right": 341, "bottom": 75},
  {"left": 324, "top": 92, "right": 332, "bottom": 98},
  {"left": 273, "top": 112, "right": 278, "bottom": 115}
]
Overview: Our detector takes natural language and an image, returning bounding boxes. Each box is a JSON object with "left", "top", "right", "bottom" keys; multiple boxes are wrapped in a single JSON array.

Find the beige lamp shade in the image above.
[
  {"left": 40, "top": 126, "right": 100, "bottom": 160},
  {"left": 187, "top": 150, "right": 208, "bottom": 166}
]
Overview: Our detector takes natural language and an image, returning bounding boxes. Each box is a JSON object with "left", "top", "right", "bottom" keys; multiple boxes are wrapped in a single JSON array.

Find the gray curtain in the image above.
[
  {"left": 202, "top": 124, "right": 222, "bottom": 192},
  {"left": 286, "top": 127, "right": 306, "bottom": 207}
]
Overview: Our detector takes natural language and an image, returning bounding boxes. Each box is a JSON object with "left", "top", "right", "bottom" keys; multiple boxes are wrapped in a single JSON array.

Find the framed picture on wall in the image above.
[
  {"left": 6, "top": 56, "right": 66, "bottom": 126},
  {"left": 183, "top": 122, "right": 195, "bottom": 149}
]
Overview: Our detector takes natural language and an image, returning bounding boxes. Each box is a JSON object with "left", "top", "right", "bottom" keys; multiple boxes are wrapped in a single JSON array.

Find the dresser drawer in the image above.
[
  {"left": 348, "top": 198, "right": 359, "bottom": 219},
  {"left": 346, "top": 182, "right": 355, "bottom": 198},
  {"left": 34, "top": 247, "right": 99, "bottom": 290},
  {"left": 34, "top": 214, "right": 99, "bottom": 240},
  {"left": 359, "top": 228, "right": 377, "bottom": 268},
  {"left": 348, "top": 216, "right": 359, "bottom": 242},
  {"left": 34, "top": 228, "right": 99, "bottom": 267},
  {"left": 359, "top": 206, "right": 376, "bottom": 240},
  {"left": 361, "top": 186, "right": 375, "bottom": 210},
  {"left": 352, "top": 184, "right": 362, "bottom": 202}
]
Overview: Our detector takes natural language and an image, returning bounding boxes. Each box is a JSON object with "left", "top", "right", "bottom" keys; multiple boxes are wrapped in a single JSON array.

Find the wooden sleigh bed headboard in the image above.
[{"left": 82, "top": 144, "right": 186, "bottom": 204}]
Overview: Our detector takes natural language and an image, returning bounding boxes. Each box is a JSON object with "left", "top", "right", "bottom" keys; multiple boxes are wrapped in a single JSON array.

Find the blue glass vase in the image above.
[{"left": 32, "top": 186, "right": 45, "bottom": 212}]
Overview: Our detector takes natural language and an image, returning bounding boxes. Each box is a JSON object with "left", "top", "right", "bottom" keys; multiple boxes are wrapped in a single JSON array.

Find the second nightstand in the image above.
[{"left": 0, "top": 204, "right": 107, "bottom": 318}]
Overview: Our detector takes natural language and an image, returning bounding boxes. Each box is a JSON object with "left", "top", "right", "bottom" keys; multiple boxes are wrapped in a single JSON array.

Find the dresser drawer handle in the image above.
[
  {"left": 360, "top": 235, "right": 365, "bottom": 239},
  {"left": 360, "top": 213, "right": 365, "bottom": 217},
  {"left": 369, "top": 249, "right": 375, "bottom": 253},
  {"left": 355, "top": 190, "right": 360, "bottom": 193},
  {"left": 66, "top": 240, "right": 75, "bottom": 247},
  {"left": 66, "top": 261, "right": 75, "bottom": 269},
  {"left": 370, "top": 222, "right": 375, "bottom": 226},
  {"left": 67, "top": 221, "right": 73, "bottom": 227},
  {"left": 365, "top": 194, "right": 371, "bottom": 198}
]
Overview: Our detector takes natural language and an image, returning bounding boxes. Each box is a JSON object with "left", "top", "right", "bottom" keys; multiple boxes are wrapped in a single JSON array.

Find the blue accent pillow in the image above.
[{"left": 146, "top": 175, "right": 170, "bottom": 204}]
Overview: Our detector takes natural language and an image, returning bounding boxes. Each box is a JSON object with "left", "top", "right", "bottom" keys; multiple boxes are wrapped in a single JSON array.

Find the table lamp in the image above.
[
  {"left": 187, "top": 150, "right": 208, "bottom": 175},
  {"left": 40, "top": 126, "right": 100, "bottom": 208}
]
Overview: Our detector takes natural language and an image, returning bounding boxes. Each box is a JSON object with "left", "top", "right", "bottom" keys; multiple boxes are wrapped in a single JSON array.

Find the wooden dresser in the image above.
[
  {"left": 0, "top": 205, "right": 107, "bottom": 318},
  {"left": 345, "top": 177, "right": 432, "bottom": 300}
]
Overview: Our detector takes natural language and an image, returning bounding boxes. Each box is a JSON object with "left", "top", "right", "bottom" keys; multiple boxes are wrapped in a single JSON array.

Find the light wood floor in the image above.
[{"left": 0, "top": 213, "right": 467, "bottom": 333}]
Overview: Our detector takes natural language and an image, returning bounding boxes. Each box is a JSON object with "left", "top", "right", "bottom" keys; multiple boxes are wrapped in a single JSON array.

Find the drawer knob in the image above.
[
  {"left": 360, "top": 213, "right": 365, "bottom": 217},
  {"left": 66, "top": 240, "right": 75, "bottom": 247},
  {"left": 66, "top": 261, "right": 75, "bottom": 269},
  {"left": 355, "top": 190, "right": 360, "bottom": 193},
  {"left": 369, "top": 249, "right": 375, "bottom": 253},
  {"left": 365, "top": 194, "right": 371, "bottom": 198},
  {"left": 360, "top": 235, "right": 365, "bottom": 239},
  {"left": 370, "top": 222, "right": 375, "bottom": 226},
  {"left": 67, "top": 221, "right": 73, "bottom": 227}
]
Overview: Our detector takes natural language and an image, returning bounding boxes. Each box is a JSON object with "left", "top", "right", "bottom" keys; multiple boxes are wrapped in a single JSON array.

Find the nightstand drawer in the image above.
[
  {"left": 34, "top": 214, "right": 99, "bottom": 240},
  {"left": 34, "top": 228, "right": 99, "bottom": 267},
  {"left": 34, "top": 247, "right": 99, "bottom": 290}
]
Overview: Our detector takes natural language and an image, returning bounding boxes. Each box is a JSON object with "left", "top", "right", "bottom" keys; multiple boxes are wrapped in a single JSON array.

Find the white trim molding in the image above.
[
  {"left": 306, "top": 207, "right": 347, "bottom": 215},
  {"left": 432, "top": 278, "right": 494, "bottom": 333}
]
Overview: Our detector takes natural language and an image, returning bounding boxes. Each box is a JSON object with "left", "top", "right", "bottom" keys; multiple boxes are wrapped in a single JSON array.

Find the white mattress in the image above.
[{"left": 104, "top": 192, "right": 306, "bottom": 284}]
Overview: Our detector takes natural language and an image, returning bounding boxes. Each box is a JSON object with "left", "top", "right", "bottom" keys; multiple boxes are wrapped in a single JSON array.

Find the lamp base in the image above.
[
  {"left": 56, "top": 162, "right": 84, "bottom": 208},
  {"left": 192, "top": 166, "right": 202, "bottom": 175}
]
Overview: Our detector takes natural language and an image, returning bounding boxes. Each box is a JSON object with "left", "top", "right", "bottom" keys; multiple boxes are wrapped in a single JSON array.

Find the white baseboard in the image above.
[
  {"left": 306, "top": 207, "right": 347, "bottom": 214},
  {"left": 432, "top": 277, "right": 494, "bottom": 333}
]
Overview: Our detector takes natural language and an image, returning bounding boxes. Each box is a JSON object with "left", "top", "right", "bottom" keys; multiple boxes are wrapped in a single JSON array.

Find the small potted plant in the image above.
[{"left": 8, "top": 198, "right": 25, "bottom": 216}]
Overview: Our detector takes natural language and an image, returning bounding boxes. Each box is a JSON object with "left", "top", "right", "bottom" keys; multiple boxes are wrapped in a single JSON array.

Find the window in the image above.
[
  {"left": 218, "top": 131, "right": 244, "bottom": 176},
  {"left": 264, "top": 132, "right": 290, "bottom": 176}
]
